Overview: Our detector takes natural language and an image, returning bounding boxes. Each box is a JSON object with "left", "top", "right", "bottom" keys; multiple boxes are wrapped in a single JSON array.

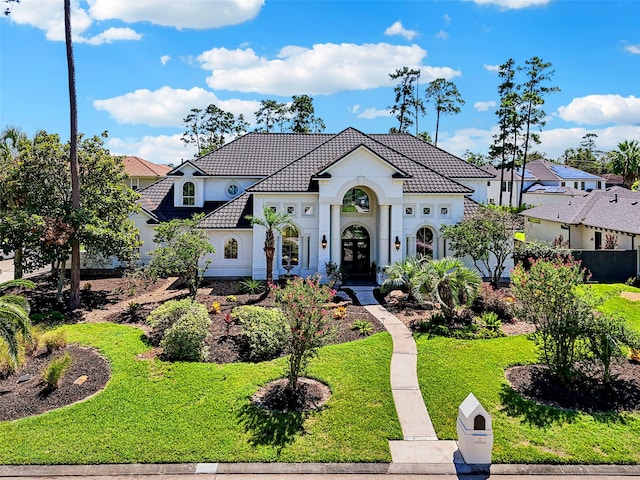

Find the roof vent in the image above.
[{"left": 610, "top": 193, "right": 618, "bottom": 203}]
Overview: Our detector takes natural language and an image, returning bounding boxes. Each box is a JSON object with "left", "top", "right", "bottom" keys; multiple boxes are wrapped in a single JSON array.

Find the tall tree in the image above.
[
  {"left": 288, "top": 95, "right": 325, "bottom": 133},
  {"left": 610, "top": 139, "right": 640, "bottom": 187},
  {"left": 181, "top": 104, "right": 249, "bottom": 157},
  {"left": 254, "top": 99, "right": 288, "bottom": 133},
  {"left": 517, "top": 57, "right": 559, "bottom": 208},
  {"left": 560, "top": 133, "right": 604, "bottom": 174},
  {"left": 424, "top": 78, "right": 464, "bottom": 146},
  {"left": 388, "top": 67, "right": 423, "bottom": 134},
  {"left": 245, "top": 206, "right": 292, "bottom": 285}
]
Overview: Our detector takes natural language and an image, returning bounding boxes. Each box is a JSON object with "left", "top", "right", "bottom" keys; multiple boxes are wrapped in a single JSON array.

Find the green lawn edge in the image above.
[{"left": 0, "top": 323, "right": 401, "bottom": 465}]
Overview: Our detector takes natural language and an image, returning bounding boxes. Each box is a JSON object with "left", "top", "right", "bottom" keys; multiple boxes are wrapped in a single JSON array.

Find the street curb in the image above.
[{"left": 2, "top": 462, "right": 640, "bottom": 476}]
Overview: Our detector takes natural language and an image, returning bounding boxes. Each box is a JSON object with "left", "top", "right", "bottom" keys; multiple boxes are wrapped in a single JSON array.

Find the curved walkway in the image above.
[{"left": 349, "top": 286, "right": 460, "bottom": 466}]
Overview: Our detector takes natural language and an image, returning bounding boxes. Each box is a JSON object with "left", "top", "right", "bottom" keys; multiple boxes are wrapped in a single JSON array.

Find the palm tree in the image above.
[
  {"left": 0, "top": 279, "right": 34, "bottom": 364},
  {"left": 612, "top": 140, "right": 640, "bottom": 188},
  {"left": 381, "top": 254, "right": 430, "bottom": 303},
  {"left": 417, "top": 257, "right": 481, "bottom": 323},
  {"left": 245, "top": 206, "right": 292, "bottom": 285}
]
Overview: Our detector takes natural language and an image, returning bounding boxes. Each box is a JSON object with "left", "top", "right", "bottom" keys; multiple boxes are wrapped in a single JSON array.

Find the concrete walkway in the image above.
[{"left": 348, "top": 286, "right": 461, "bottom": 469}]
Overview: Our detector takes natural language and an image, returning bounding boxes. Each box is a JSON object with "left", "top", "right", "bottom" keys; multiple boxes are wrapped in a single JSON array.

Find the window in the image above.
[
  {"left": 581, "top": 181, "right": 585, "bottom": 190},
  {"left": 439, "top": 206, "right": 449, "bottom": 217},
  {"left": 303, "top": 205, "right": 314, "bottom": 216},
  {"left": 501, "top": 181, "right": 512, "bottom": 192},
  {"left": 342, "top": 188, "right": 370, "bottom": 213},
  {"left": 286, "top": 205, "right": 296, "bottom": 215},
  {"left": 226, "top": 183, "right": 240, "bottom": 197},
  {"left": 130, "top": 178, "right": 139, "bottom": 190},
  {"left": 561, "top": 181, "right": 566, "bottom": 187},
  {"left": 574, "top": 182, "right": 578, "bottom": 189},
  {"left": 597, "top": 181, "right": 602, "bottom": 189},
  {"left": 404, "top": 206, "right": 414, "bottom": 216},
  {"left": 422, "top": 206, "right": 432, "bottom": 216},
  {"left": 224, "top": 238, "right": 238, "bottom": 259},
  {"left": 281, "top": 225, "right": 299, "bottom": 266},
  {"left": 183, "top": 181, "right": 195, "bottom": 205},
  {"left": 416, "top": 227, "right": 433, "bottom": 258},
  {"left": 489, "top": 198, "right": 495, "bottom": 205}
]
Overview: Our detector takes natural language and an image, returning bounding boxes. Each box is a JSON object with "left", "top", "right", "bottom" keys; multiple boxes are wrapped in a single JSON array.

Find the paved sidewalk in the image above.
[{"left": 349, "top": 286, "right": 460, "bottom": 468}]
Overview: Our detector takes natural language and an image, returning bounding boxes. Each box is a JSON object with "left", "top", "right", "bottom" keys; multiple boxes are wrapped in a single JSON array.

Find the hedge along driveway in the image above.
[
  {"left": 417, "top": 333, "right": 640, "bottom": 464},
  {"left": 0, "top": 323, "right": 401, "bottom": 464}
]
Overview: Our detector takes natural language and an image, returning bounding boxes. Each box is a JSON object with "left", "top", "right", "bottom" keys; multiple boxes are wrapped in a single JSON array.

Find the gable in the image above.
[{"left": 317, "top": 146, "right": 410, "bottom": 179}]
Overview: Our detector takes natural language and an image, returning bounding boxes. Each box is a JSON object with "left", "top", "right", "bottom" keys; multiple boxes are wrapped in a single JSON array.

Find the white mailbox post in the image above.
[{"left": 456, "top": 392, "right": 493, "bottom": 464}]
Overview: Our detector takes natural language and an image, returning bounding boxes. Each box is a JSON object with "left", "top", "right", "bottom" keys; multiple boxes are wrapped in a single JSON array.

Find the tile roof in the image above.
[
  {"left": 521, "top": 186, "right": 640, "bottom": 235},
  {"left": 122, "top": 156, "right": 171, "bottom": 177},
  {"left": 248, "top": 128, "right": 474, "bottom": 194},
  {"left": 137, "top": 177, "right": 225, "bottom": 223},
  {"left": 463, "top": 197, "right": 480, "bottom": 218},
  {"left": 197, "top": 193, "right": 253, "bottom": 229}
]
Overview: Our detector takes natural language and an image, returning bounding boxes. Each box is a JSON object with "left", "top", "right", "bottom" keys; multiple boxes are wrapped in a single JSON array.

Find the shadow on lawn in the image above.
[
  {"left": 499, "top": 384, "right": 629, "bottom": 428},
  {"left": 237, "top": 401, "right": 308, "bottom": 454}
]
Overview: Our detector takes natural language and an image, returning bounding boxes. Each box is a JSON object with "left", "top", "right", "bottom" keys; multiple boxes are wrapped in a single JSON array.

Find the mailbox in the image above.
[{"left": 456, "top": 392, "right": 493, "bottom": 464}]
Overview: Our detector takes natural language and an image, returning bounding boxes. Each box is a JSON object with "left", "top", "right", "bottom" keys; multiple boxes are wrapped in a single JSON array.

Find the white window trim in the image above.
[
  {"left": 421, "top": 205, "right": 433, "bottom": 217},
  {"left": 404, "top": 204, "right": 416, "bottom": 217},
  {"left": 438, "top": 204, "right": 451, "bottom": 218}
]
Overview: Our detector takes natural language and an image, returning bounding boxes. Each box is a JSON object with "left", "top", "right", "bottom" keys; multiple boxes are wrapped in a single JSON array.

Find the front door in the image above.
[{"left": 342, "top": 225, "right": 371, "bottom": 277}]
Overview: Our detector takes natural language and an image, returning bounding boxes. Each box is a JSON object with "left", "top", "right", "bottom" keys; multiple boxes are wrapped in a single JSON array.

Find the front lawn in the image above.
[
  {"left": 417, "top": 332, "right": 640, "bottom": 464},
  {"left": 0, "top": 323, "right": 401, "bottom": 464}
]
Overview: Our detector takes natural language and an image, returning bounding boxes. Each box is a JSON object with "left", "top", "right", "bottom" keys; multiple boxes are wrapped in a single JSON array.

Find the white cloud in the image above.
[
  {"left": 6, "top": 0, "right": 263, "bottom": 43},
  {"left": 483, "top": 64, "right": 500, "bottom": 72},
  {"left": 108, "top": 134, "right": 196, "bottom": 166},
  {"left": 557, "top": 94, "right": 640, "bottom": 125},
  {"left": 624, "top": 44, "right": 640, "bottom": 55},
  {"left": 198, "top": 43, "right": 460, "bottom": 96},
  {"left": 160, "top": 55, "right": 171, "bottom": 66},
  {"left": 82, "top": 27, "right": 142, "bottom": 45},
  {"left": 93, "top": 86, "right": 260, "bottom": 127},
  {"left": 384, "top": 21, "right": 417, "bottom": 41},
  {"left": 349, "top": 105, "right": 361, "bottom": 115},
  {"left": 474, "top": 101, "right": 496, "bottom": 112},
  {"left": 88, "top": 0, "right": 265, "bottom": 29},
  {"left": 435, "top": 30, "right": 449, "bottom": 40},
  {"left": 356, "top": 108, "right": 391, "bottom": 120},
  {"left": 471, "top": 0, "right": 551, "bottom": 9},
  {"left": 443, "top": 13, "right": 451, "bottom": 25}
]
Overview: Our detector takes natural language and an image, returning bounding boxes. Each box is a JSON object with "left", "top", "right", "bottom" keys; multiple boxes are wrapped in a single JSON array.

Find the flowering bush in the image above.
[
  {"left": 225, "top": 295, "right": 237, "bottom": 303},
  {"left": 333, "top": 306, "right": 347, "bottom": 319},
  {"left": 273, "top": 276, "right": 335, "bottom": 393},
  {"left": 210, "top": 301, "right": 221, "bottom": 314}
]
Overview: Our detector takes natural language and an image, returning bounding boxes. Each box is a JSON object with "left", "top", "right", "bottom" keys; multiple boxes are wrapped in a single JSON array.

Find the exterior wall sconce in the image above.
[
  {"left": 395, "top": 236, "right": 401, "bottom": 251},
  {"left": 321, "top": 234, "right": 327, "bottom": 249}
]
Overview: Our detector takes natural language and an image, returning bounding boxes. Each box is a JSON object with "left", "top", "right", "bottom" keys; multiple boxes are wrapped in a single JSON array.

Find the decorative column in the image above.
[
  {"left": 378, "top": 204, "right": 390, "bottom": 267},
  {"left": 330, "top": 204, "right": 341, "bottom": 264}
]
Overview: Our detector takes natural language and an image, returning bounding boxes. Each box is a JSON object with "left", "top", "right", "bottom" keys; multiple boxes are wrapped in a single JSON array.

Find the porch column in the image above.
[
  {"left": 330, "top": 204, "right": 341, "bottom": 264},
  {"left": 378, "top": 204, "right": 390, "bottom": 267}
]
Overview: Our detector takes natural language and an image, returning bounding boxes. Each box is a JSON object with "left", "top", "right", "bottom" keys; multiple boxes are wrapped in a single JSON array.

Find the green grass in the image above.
[
  {"left": 590, "top": 283, "right": 640, "bottom": 331},
  {"left": 416, "top": 331, "right": 640, "bottom": 464},
  {"left": 0, "top": 323, "right": 401, "bottom": 464}
]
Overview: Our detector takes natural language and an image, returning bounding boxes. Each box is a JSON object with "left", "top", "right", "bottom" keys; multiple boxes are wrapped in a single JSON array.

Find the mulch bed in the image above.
[
  {"left": 506, "top": 361, "right": 640, "bottom": 412},
  {"left": 0, "top": 345, "right": 111, "bottom": 422},
  {"left": 252, "top": 377, "right": 332, "bottom": 412}
]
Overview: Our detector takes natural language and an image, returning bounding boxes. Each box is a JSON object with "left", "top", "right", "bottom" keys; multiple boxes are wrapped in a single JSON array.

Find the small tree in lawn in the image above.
[
  {"left": 274, "top": 276, "right": 335, "bottom": 397},
  {"left": 149, "top": 214, "right": 215, "bottom": 299}
]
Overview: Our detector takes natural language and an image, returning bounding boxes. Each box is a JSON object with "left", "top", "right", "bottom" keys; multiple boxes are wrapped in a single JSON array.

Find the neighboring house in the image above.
[
  {"left": 483, "top": 160, "right": 606, "bottom": 207},
  {"left": 122, "top": 156, "right": 172, "bottom": 190},
  {"left": 602, "top": 173, "right": 627, "bottom": 189},
  {"left": 521, "top": 186, "right": 640, "bottom": 278},
  {"left": 131, "top": 128, "right": 494, "bottom": 281}
]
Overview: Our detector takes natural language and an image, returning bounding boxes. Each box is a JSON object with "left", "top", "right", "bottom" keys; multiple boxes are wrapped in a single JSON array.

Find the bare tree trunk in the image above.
[
  {"left": 65, "top": 0, "right": 81, "bottom": 310},
  {"left": 13, "top": 248, "right": 23, "bottom": 279}
]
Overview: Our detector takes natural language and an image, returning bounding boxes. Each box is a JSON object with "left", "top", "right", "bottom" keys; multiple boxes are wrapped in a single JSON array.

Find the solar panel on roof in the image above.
[{"left": 550, "top": 164, "right": 600, "bottom": 179}]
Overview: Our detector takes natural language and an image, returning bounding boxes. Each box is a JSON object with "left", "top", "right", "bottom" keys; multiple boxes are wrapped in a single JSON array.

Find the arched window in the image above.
[
  {"left": 416, "top": 227, "right": 434, "bottom": 258},
  {"left": 224, "top": 238, "right": 238, "bottom": 259},
  {"left": 281, "top": 225, "right": 299, "bottom": 266},
  {"left": 342, "top": 188, "right": 370, "bottom": 213},
  {"left": 183, "top": 181, "right": 195, "bottom": 206}
]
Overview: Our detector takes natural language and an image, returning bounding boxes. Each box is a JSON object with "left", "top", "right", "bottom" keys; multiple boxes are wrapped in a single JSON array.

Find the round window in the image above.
[{"left": 227, "top": 183, "right": 240, "bottom": 196}]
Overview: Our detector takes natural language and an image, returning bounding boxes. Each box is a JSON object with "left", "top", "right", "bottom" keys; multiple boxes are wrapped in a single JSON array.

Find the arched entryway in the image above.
[{"left": 342, "top": 225, "right": 371, "bottom": 278}]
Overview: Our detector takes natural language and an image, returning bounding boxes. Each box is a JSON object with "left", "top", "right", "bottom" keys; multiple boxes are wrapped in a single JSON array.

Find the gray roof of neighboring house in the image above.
[
  {"left": 521, "top": 186, "right": 640, "bottom": 235},
  {"left": 139, "top": 128, "right": 489, "bottom": 228},
  {"left": 483, "top": 160, "right": 604, "bottom": 183},
  {"left": 525, "top": 184, "right": 584, "bottom": 195}
]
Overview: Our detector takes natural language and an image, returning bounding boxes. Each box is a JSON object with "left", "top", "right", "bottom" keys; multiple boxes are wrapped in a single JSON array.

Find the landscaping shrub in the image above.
[
  {"left": 233, "top": 305, "right": 287, "bottom": 361},
  {"left": 333, "top": 306, "right": 347, "bottom": 319},
  {"left": 239, "top": 278, "right": 264, "bottom": 294},
  {"left": 30, "top": 310, "right": 65, "bottom": 325},
  {"left": 0, "top": 342, "right": 23, "bottom": 379},
  {"left": 42, "top": 352, "right": 72, "bottom": 390},
  {"left": 146, "top": 298, "right": 198, "bottom": 346},
  {"left": 159, "top": 303, "right": 211, "bottom": 361},
  {"left": 472, "top": 283, "right": 514, "bottom": 321},
  {"left": 479, "top": 312, "right": 501, "bottom": 332},
  {"left": 350, "top": 319, "right": 373, "bottom": 336},
  {"left": 41, "top": 330, "right": 67, "bottom": 354},
  {"left": 210, "top": 301, "right": 221, "bottom": 314}
]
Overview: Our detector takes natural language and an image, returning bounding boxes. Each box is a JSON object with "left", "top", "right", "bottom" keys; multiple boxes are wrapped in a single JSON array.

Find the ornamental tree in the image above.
[
  {"left": 273, "top": 276, "right": 335, "bottom": 396},
  {"left": 149, "top": 214, "right": 215, "bottom": 300}
]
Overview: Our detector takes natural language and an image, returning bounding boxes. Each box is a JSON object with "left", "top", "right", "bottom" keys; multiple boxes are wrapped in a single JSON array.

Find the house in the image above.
[
  {"left": 521, "top": 186, "right": 640, "bottom": 280},
  {"left": 132, "top": 128, "right": 494, "bottom": 281},
  {"left": 483, "top": 160, "right": 606, "bottom": 207},
  {"left": 122, "top": 156, "right": 172, "bottom": 190}
]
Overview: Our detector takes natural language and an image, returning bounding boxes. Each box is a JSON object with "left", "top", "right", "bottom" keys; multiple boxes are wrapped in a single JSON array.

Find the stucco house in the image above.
[
  {"left": 483, "top": 160, "right": 606, "bottom": 207},
  {"left": 132, "top": 128, "right": 494, "bottom": 282},
  {"left": 122, "top": 156, "right": 172, "bottom": 191}
]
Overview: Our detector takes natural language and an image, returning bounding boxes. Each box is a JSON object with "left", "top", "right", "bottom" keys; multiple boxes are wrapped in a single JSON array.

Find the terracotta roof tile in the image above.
[{"left": 123, "top": 156, "right": 171, "bottom": 177}]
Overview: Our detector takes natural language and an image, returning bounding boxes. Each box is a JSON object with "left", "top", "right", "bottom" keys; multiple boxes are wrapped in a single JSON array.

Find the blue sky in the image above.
[{"left": 1, "top": 0, "right": 639, "bottom": 166}]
